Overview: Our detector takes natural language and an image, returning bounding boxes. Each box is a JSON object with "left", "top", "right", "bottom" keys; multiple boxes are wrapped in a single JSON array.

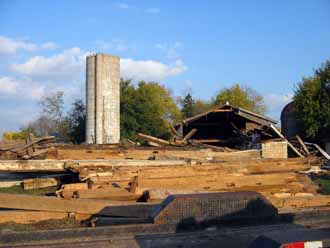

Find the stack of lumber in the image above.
[
  {"left": 0, "top": 136, "right": 55, "bottom": 160},
  {"left": 1, "top": 154, "right": 330, "bottom": 225},
  {"left": 66, "top": 157, "right": 320, "bottom": 199}
]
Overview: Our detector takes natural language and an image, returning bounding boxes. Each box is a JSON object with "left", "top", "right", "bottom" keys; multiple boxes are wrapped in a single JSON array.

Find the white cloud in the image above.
[
  {"left": 156, "top": 42, "right": 182, "bottom": 59},
  {"left": 0, "top": 76, "right": 45, "bottom": 100},
  {"left": 117, "top": 3, "right": 129, "bottom": 9},
  {"left": 145, "top": 8, "right": 160, "bottom": 14},
  {"left": 0, "top": 36, "right": 37, "bottom": 55},
  {"left": 11, "top": 46, "right": 186, "bottom": 82},
  {"left": 121, "top": 58, "right": 187, "bottom": 81},
  {"left": 95, "top": 40, "right": 127, "bottom": 52},
  {"left": 10, "top": 47, "right": 89, "bottom": 80},
  {"left": 41, "top": 42, "right": 57, "bottom": 49},
  {"left": 265, "top": 93, "right": 293, "bottom": 113}
]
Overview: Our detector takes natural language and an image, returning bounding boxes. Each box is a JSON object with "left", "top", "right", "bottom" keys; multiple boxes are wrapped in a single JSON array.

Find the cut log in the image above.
[
  {"left": 23, "top": 178, "right": 58, "bottom": 190},
  {"left": 137, "top": 133, "right": 170, "bottom": 146}
]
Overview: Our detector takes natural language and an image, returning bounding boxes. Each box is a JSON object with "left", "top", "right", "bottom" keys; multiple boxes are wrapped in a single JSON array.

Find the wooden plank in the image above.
[
  {"left": 0, "top": 159, "right": 189, "bottom": 172},
  {"left": 0, "top": 210, "right": 69, "bottom": 224},
  {"left": 23, "top": 178, "right": 58, "bottom": 190},
  {"left": 0, "top": 160, "right": 65, "bottom": 172},
  {"left": 0, "top": 193, "right": 150, "bottom": 215}
]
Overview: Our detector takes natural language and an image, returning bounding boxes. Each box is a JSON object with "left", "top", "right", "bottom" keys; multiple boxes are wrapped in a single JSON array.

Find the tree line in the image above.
[{"left": 3, "top": 58, "right": 329, "bottom": 143}]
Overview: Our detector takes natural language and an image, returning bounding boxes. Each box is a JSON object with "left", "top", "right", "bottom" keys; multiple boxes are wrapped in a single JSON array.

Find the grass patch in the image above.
[
  {"left": 314, "top": 178, "right": 330, "bottom": 194},
  {"left": 0, "top": 185, "right": 56, "bottom": 196}
]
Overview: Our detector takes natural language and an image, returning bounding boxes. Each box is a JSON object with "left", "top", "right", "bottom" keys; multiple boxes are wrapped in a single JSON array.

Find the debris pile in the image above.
[
  {"left": 0, "top": 135, "right": 55, "bottom": 160},
  {"left": 0, "top": 146, "right": 328, "bottom": 226}
]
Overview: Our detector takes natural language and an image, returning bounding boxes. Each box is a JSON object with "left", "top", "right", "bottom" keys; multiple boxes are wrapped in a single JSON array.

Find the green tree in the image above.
[
  {"left": 120, "top": 79, "right": 181, "bottom": 140},
  {"left": 294, "top": 60, "right": 330, "bottom": 140},
  {"left": 212, "top": 84, "right": 266, "bottom": 114},
  {"left": 67, "top": 99, "right": 86, "bottom": 144},
  {"left": 39, "top": 91, "right": 64, "bottom": 123},
  {"left": 192, "top": 99, "right": 212, "bottom": 115},
  {"left": 2, "top": 127, "right": 35, "bottom": 141},
  {"left": 181, "top": 93, "right": 194, "bottom": 118}
]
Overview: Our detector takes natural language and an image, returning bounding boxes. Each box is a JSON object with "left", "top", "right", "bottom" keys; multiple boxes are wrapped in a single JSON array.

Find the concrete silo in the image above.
[{"left": 86, "top": 54, "right": 120, "bottom": 144}]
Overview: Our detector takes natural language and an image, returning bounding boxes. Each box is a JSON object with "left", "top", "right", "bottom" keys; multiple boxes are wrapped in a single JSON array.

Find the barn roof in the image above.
[{"left": 176, "top": 104, "right": 277, "bottom": 127}]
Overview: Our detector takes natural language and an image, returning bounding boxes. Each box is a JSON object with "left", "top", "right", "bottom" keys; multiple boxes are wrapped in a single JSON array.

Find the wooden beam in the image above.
[
  {"left": 213, "top": 109, "right": 232, "bottom": 112},
  {"left": 313, "top": 143, "right": 330, "bottom": 160},
  {"left": 23, "top": 178, "right": 58, "bottom": 190},
  {"left": 136, "top": 133, "right": 170, "bottom": 146},
  {"left": 0, "top": 210, "right": 69, "bottom": 224},
  {"left": 269, "top": 195, "right": 330, "bottom": 209},
  {"left": 0, "top": 160, "right": 65, "bottom": 172},
  {"left": 295, "top": 135, "right": 310, "bottom": 155},
  {"left": 60, "top": 186, "right": 140, "bottom": 201},
  {"left": 193, "top": 139, "right": 224, "bottom": 143},
  {"left": 134, "top": 172, "right": 302, "bottom": 193},
  {"left": 0, "top": 193, "right": 150, "bottom": 215},
  {"left": 182, "top": 128, "right": 197, "bottom": 143}
]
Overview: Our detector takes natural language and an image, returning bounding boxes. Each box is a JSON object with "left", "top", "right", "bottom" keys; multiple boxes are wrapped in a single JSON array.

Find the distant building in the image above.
[
  {"left": 174, "top": 104, "right": 285, "bottom": 157},
  {"left": 281, "top": 101, "right": 330, "bottom": 154},
  {"left": 280, "top": 101, "right": 301, "bottom": 138}
]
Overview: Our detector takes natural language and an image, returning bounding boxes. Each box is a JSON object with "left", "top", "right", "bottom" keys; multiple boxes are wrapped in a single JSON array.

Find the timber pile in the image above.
[
  {"left": 0, "top": 151, "right": 329, "bottom": 226},
  {"left": 0, "top": 135, "right": 55, "bottom": 160}
]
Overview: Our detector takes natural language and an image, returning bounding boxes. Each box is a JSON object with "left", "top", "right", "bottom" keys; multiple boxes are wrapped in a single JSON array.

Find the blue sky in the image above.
[{"left": 0, "top": 0, "right": 329, "bottom": 135}]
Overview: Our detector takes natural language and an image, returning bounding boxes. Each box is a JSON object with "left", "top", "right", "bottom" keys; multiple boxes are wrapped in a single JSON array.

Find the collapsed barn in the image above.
[
  {"left": 175, "top": 104, "right": 278, "bottom": 150},
  {"left": 1, "top": 53, "right": 330, "bottom": 247}
]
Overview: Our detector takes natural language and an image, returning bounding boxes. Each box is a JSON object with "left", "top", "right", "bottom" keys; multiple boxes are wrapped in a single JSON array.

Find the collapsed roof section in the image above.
[
  {"left": 177, "top": 104, "right": 277, "bottom": 127},
  {"left": 175, "top": 104, "right": 278, "bottom": 149}
]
